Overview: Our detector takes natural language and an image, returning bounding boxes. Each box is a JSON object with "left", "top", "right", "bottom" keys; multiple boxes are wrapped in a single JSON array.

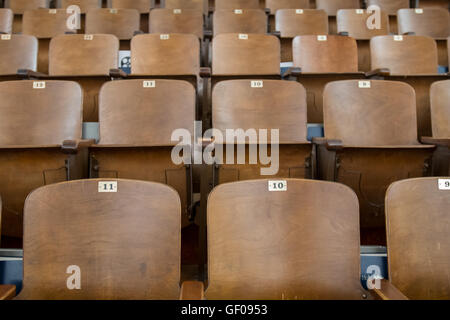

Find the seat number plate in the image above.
[
  {"left": 438, "top": 179, "right": 450, "bottom": 190},
  {"left": 98, "top": 181, "right": 118, "bottom": 193},
  {"left": 268, "top": 180, "right": 287, "bottom": 192}
]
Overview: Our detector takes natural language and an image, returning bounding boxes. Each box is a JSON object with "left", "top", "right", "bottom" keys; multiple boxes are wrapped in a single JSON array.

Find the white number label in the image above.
[
  {"left": 49, "top": 9, "right": 57, "bottom": 14},
  {"left": 84, "top": 34, "right": 93, "bottom": 40},
  {"left": 173, "top": 9, "right": 181, "bottom": 14},
  {"left": 317, "top": 35, "right": 327, "bottom": 41},
  {"left": 238, "top": 34, "right": 248, "bottom": 40},
  {"left": 234, "top": 9, "right": 243, "bottom": 14},
  {"left": 143, "top": 80, "right": 156, "bottom": 88},
  {"left": 98, "top": 181, "right": 118, "bottom": 193},
  {"left": 110, "top": 9, "right": 118, "bottom": 14},
  {"left": 358, "top": 81, "right": 371, "bottom": 88},
  {"left": 251, "top": 80, "right": 263, "bottom": 88},
  {"left": 393, "top": 35, "right": 403, "bottom": 41},
  {"left": 268, "top": 180, "right": 287, "bottom": 192},
  {"left": 356, "top": 9, "right": 364, "bottom": 14},
  {"left": 160, "top": 34, "right": 170, "bottom": 40},
  {"left": 415, "top": 8, "right": 423, "bottom": 14},
  {"left": 295, "top": 9, "right": 304, "bottom": 14},
  {"left": 33, "top": 81, "right": 46, "bottom": 89},
  {"left": 438, "top": 179, "right": 450, "bottom": 190},
  {"left": 1, "top": 34, "right": 11, "bottom": 40}
]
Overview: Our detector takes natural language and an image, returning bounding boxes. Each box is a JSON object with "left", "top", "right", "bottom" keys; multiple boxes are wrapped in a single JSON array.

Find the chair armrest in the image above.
[
  {"left": 204, "top": 30, "right": 213, "bottom": 40},
  {"left": 365, "top": 68, "right": 391, "bottom": 77},
  {"left": 0, "top": 285, "right": 16, "bottom": 300},
  {"left": 370, "top": 279, "right": 409, "bottom": 300},
  {"left": 264, "top": 8, "right": 271, "bottom": 15},
  {"left": 403, "top": 32, "right": 415, "bottom": 35},
  {"left": 312, "top": 137, "right": 343, "bottom": 150},
  {"left": 421, "top": 137, "right": 449, "bottom": 147},
  {"left": 200, "top": 67, "right": 211, "bottom": 78},
  {"left": 338, "top": 32, "right": 349, "bottom": 36},
  {"left": 61, "top": 139, "right": 96, "bottom": 154},
  {"left": 180, "top": 281, "right": 204, "bottom": 300},
  {"left": 271, "top": 31, "right": 281, "bottom": 38},
  {"left": 133, "top": 30, "right": 144, "bottom": 36},
  {"left": 17, "top": 69, "right": 48, "bottom": 79},
  {"left": 109, "top": 68, "right": 128, "bottom": 79},
  {"left": 282, "top": 67, "right": 302, "bottom": 79},
  {"left": 65, "top": 31, "right": 77, "bottom": 35}
]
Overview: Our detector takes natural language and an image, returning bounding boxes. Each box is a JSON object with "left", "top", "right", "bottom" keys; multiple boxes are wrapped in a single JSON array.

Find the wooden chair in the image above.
[
  {"left": 213, "top": 9, "right": 267, "bottom": 36},
  {"left": 5, "top": 0, "right": 49, "bottom": 33},
  {"left": 215, "top": 0, "right": 260, "bottom": 10},
  {"left": 186, "top": 179, "right": 367, "bottom": 299},
  {"left": 315, "top": 0, "right": 360, "bottom": 34},
  {"left": 284, "top": 35, "right": 364, "bottom": 123},
  {"left": 266, "top": 0, "right": 310, "bottom": 32},
  {"left": 0, "top": 80, "right": 91, "bottom": 244},
  {"left": 276, "top": 9, "right": 328, "bottom": 62},
  {"left": 417, "top": 0, "right": 449, "bottom": 10},
  {"left": 365, "top": 0, "right": 409, "bottom": 34},
  {"left": 107, "top": 0, "right": 152, "bottom": 32},
  {"left": 0, "top": 8, "right": 13, "bottom": 34},
  {"left": 397, "top": 8, "right": 450, "bottom": 67},
  {"left": 0, "top": 179, "right": 182, "bottom": 299},
  {"left": 369, "top": 35, "right": 449, "bottom": 137},
  {"left": 316, "top": 79, "right": 435, "bottom": 244},
  {"left": 162, "top": 0, "right": 209, "bottom": 15},
  {"left": 85, "top": 8, "right": 140, "bottom": 50},
  {"left": 0, "top": 35, "right": 37, "bottom": 81},
  {"left": 371, "top": 177, "right": 450, "bottom": 300},
  {"left": 421, "top": 80, "right": 450, "bottom": 175},
  {"left": 22, "top": 9, "right": 71, "bottom": 74},
  {"left": 337, "top": 9, "right": 389, "bottom": 72},
  {"left": 149, "top": 8, "right": 204, "bottom": 40},
  {"left": 89, "top": 79, "right": 195, "bottom": 228}
]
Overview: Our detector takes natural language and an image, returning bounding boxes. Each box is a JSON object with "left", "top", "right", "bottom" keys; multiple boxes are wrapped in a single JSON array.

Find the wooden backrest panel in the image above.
[
  {"left": 215, "top": 0, "right": 260, "bottom": 10},
  {"left": 324, "top": 80, "right": 419, "bottom": 146},
  {"left": 23, "top": 9, "right": 71, "bottom": 38},
  {"left": 212, "top": 80, "right": 308, "bottom": 143},
  {"left": 386, "top": 177, "right": 450, "bottom": 300},
  {"left": 315, "top": 0, "right": 360, "bottom": 16},
  {"left": 397, "top": 8, "right": 450, "bottom": 39},
  {"left": 85, "top": 9, "right": 140, "bottom": 40},
  {"left": 0, "top": 9, "right": 13, "bottom": 34},
  {"left": 150, "top": 9, "right": 203, "bottom": 39},
  {"left": 213, "top": 9, "right": 267, "bottom": 36},
  {"left": 276, "top": 9, "right": 328, "bottom": 37},
  {"left": 0, "top": 80, "right": 82, "bottom": 145},
  {"left": 6, "top": 0, "right": 49, "bottom": 14},
  {"left": 164, "top": 0, "right": 208, "bottom": 15},
  {"left": 430, "top": 80, "right": 450, "bottom": 138},
  {"left": 212, "top": 33, "right": 280, "bottom": 75},
  {"left": 337, "top": 9, "right": 389, "bottom": 39},
  {"left": 366, "top": 0, "right": 409, "bottom": 15},
  {"left": 370, "top": 35, "right": 438, "bottom": 75},
  {"left": 292, "top": 35, "right": 358, "bottom": 73},
  {"left": 58, "top": 0, "right": 102, "bottom": 13},
  {"left": 0, "top": 35, "right": 38, "bottom": 74},
  {"left": 110, "top": 0, "right": 152, "bottom": 13},
  {"left": 207, "top": 179, "right": 363, "bottom": 300},
  {"left": 266, "top": 0, "right": 310, "bottom": 14},
  {"left": 49, "top": 34, "right": 119, "bottom": 76},
  {"left": 131, "top": 34, "right": 199, "bottom": 75},
  {"left": 98, "top": 79, "right": 195, "bottom": 145},
  {"left": 19, "top": 179, "right": 181, "bottom": 300}
]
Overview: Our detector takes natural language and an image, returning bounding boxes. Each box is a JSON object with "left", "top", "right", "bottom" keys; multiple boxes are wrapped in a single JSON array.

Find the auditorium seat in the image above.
[
  {"left": 365, "top": 0, "right": 409, "bottom": 34},
  {"left": 372, "top": 177, "right": 450, "bottom": 300},
  {"left": 5, "top": 0, "right": 49, "bottom": 33},
  {"left": 107, "top": 0, "right": 152, "bottom": 32},
  {"left": 397, "top": 8, "right": 450, "bottom": 67},
  {"left": 0, "top": 8, "right": 13, "bottom": 34},
  {"left": 215, "top": 0, "right": 260, "bottom": 10},
  {"left": 316, "top": 79, "right": 435, "bottom": 244},
  {"left": 89, "top": 79, "right": 195, "bottom": 228},
  {"left": 185, "top": 179, "right": 367, "bottom": 299},
  {"left": 163, "top": 0, "right": 209, "bottom": 15},
  {"left": 213, "top": 9, "right": 267, "bottom": 36},
  {"left": 0, "top": 34, "right": 37, "bottom": 80},
  {"left": 275, "top": 9, "right": 328, "bottom": 62},
  {"left": 284, "top": 35, "right": 364, "bottom": 123},
  {"left": 337, "top": 9, "right": 389, "bottom": 71},
  {"left": 150, "top": 8, "right": 204, "bottom": 40},
  {"left": 422, "top": 80, "right": 450, "bottom": 175},
  {"left": 265, "top": 0, "right": 310, "bottom": 32},
  {"left": 369, "top": 35, "right": 448, "bottom": 137},
  {"left": 0, "top": 179, "right": 182, "bottom": 299},
  {"left": 315, "top": 0, "right": 360, "bottom": 34},
  {"left": 22, "top": 9, "right": 70, "bottom": 73},
  {"left": 417, "top": 0, "right": 450, "bottom": 10},
  {"left": 85, "top": 8, "right": 140, "bottom": 49},
  {"left": 0, "top": 80, "right": 90, "bottom": 246}
]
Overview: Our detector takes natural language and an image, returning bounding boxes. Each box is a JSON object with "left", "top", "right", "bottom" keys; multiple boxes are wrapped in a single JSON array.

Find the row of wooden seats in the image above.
[
  {"left": 0, "top": 78, "right": 448, "bottom": 245},
  {"left": 0, "top": 177, "right": 448, "bottom": 299}
]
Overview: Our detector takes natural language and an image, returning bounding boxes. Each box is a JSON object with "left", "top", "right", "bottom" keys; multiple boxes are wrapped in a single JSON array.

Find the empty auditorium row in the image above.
[{"left": 0, "top": 177, "right": 449, "bottom": 299}]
